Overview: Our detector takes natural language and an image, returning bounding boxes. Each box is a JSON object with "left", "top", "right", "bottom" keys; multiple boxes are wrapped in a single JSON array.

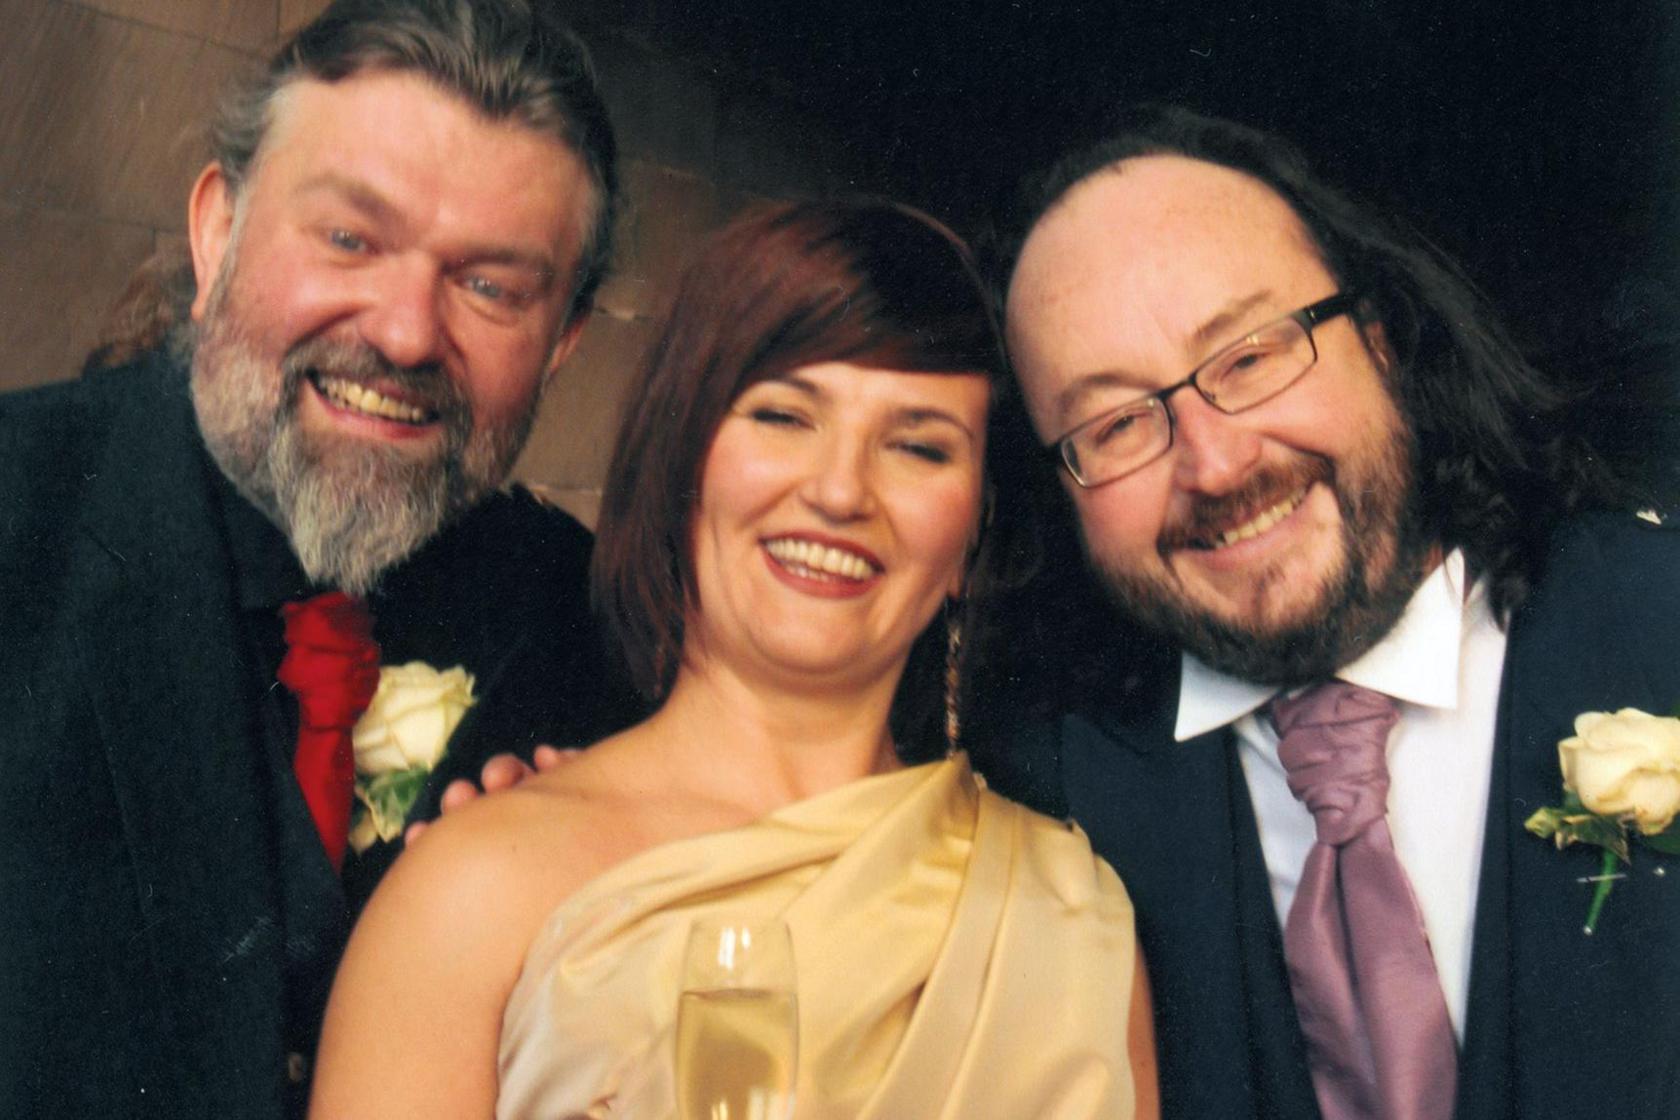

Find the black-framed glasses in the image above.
[{"left": 1046, "top": 292, "right": 1361, "bottom": 488}]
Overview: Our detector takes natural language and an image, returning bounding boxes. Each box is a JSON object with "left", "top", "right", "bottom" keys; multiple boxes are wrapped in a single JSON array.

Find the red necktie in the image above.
[
  {"left": 1271, "top": 682, "right": 1458, "bottom": 1120},
  {"left": 278, "top": 592, "right": 380, "bottom": 870}
]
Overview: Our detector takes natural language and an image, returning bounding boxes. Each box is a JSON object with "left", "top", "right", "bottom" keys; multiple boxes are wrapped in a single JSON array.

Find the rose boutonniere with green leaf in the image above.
[
  {"left": 1525, "top": 707, "right": 1680, "bottom": 933},
  {"left": 347, "top": 662, "right": 477, "bottom": 854}
]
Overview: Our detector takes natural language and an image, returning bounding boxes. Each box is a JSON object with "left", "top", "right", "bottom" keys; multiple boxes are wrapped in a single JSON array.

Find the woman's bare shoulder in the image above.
[
  {"left": 507, "top": 728, "right": 755, "bottom": 877},
  {"left": 311, "top": 763, "right": 607, "bottom": 1116},
  {"left": 393, "top": 761, "right": 625, "bottom": 927},
  {"left": 384, "top": 727, "right": 745, "bottom": 942}
]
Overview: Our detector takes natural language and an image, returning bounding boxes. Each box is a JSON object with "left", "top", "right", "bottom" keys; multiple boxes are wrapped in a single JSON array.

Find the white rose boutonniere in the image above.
[
  {"left": 1560, "top": 709, "right": 1680, "bottom": 832},
  {"left": 1525, "top": 707, "right": 1680, "bottom": 933},
  {"left": 347, "top": 662, "right": 477, "bottom": 854}
]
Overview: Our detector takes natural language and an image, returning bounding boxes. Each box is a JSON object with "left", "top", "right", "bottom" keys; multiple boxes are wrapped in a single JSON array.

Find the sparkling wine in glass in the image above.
[{"left": 675, "top": 918, "right": 798, "bottom": 1120}]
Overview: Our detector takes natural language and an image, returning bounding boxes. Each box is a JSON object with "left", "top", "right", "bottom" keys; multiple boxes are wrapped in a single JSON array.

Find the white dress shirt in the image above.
[{"left": 1172, "top": 551, "right": 1509, "bottom": 1039}]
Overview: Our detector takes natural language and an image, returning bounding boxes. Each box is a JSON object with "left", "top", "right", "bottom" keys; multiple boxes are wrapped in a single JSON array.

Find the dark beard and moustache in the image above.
[
  {"left": 190, "top": 276, "right": 536, "bottom": 596},
  {"left": 1089, "top": 418, "right": 1431, "bottom": 686}
]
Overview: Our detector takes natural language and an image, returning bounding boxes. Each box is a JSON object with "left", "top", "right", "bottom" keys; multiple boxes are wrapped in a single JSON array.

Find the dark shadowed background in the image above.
[{"left": 668, "top": 0, "right": 1679, "bottom": 363}]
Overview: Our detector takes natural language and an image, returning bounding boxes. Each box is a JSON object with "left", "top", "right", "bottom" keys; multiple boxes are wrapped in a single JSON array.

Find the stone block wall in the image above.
[{"left": 0, "top": 0, "right": 873, "bottom": 525}]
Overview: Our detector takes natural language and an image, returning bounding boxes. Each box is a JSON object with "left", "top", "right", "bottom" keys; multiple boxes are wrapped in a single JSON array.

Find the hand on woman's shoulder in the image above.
[{"left": 400, "top": 728, "right": 672, "bottom": 905}]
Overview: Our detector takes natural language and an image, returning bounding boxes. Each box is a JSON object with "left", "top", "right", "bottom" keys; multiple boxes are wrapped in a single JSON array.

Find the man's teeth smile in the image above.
[
  {"left": 764, "top": 538, "right": 877, "bottom": 582},
  {"left": 1202, "top": 488, "right": 1309, "bottom": 549},
  {"left": 313, "top": 373, "right": 433, "bottom": 425}
]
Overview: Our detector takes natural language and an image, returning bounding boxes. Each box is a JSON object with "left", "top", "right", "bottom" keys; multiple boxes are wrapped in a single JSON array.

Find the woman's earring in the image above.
[{"left": 944, "top": 604, "right": 963, "bottom": 755}]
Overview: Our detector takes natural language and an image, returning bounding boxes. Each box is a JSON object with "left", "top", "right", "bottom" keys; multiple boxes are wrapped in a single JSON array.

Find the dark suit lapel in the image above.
[
  {"left": 338, "top": 628, "right": 534, "bottom": 909},
  {"left": 1065, "top": 679, "right": 1317, "bottom": 1119},
  {"left": 68, "top": 370, "right": 293, "bottom": 1105},
  {"left": 409, "top": 626, "right": 533, "bottom": 807},
  {"left": 1463, "top": 543, "right": 1680, "bottom": 1119},
  {"left": 362, "top": 499, "right": 554, "bottom": 823},
  {"left": 1456, "top": 678, "right": 1513, "bottom": 1120}
]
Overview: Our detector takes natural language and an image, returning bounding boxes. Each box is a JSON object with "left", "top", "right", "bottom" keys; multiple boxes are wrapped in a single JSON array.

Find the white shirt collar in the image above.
[{"left": 1173, "top": 550, "right": 1472, "bottom": 742}]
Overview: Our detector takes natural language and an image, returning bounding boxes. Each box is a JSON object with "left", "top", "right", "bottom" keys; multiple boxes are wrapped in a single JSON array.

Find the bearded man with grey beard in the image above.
[
  {"left": 0, "top": 4, "right": 640, "bottom": 1118},
  {"left": 981, "top": 105, "right": 1680, "bottom": 1120},
  {"left": 192, "top": 274, "right": 532, "bottom": 598}
]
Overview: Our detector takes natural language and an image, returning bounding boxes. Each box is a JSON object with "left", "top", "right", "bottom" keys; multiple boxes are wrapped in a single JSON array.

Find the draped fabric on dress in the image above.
[{"left": 496, "top": 754, "right": 1141, "bottom": 1119}]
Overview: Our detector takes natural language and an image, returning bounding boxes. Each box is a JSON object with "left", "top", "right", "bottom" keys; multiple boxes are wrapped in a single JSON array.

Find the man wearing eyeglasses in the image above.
[{"left": 997, "top": 105, "right": 1680, "bottom": 1119}]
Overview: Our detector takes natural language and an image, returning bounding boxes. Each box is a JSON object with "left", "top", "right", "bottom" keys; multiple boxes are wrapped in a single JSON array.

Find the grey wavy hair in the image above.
[{"left": 209, "top": 0, "right": 619, "bottom": 321}]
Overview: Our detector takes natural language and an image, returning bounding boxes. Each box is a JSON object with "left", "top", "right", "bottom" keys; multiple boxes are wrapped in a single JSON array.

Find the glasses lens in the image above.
[
  {"left": 1200, "top": 318, "right": 1316, "bottom": 412},
  {"left": 1067, "top": 398, "right": 1169, "bottom": 486}
]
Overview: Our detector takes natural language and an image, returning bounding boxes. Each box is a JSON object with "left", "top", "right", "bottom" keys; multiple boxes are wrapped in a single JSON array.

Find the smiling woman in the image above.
[
  {"left": 593, "top": 201, "right": 1011, "bottom": 731},
  {"left": 309, "top": 199, "right": 1157, "bottom": 1120},
  {"left": 688, "top": 360, "right": 988, "bottom": 701}
]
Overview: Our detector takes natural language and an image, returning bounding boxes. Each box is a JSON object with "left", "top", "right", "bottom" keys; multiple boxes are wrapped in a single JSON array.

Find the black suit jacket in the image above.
[
  {"left": 991, "top": 515, "right": 1680, "bottom": 1119},
  {"left": 0, "top": 355, "right": 636, "bottom": 1118}
]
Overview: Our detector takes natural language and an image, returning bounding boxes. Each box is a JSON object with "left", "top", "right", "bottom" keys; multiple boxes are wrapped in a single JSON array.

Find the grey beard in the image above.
[
  {"left": 262, "top": 417, "right": 457, "bottom": 597},
  {"left": 190, "top": 304, "right": 531, "bottom": 597}
]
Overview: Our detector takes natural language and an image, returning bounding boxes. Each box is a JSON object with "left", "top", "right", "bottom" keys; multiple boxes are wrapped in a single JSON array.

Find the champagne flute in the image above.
[{"left": 674, "top": 918, "right": 798, "bottom": 1120}]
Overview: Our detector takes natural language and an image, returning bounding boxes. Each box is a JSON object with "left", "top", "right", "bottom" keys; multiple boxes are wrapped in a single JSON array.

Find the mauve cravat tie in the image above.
[
  {"left": 278, "top": 591, "right": 380, "bottom": 871},
  {"left": 1271, "top": 682, "right": 1457, "bottom": 1120}
]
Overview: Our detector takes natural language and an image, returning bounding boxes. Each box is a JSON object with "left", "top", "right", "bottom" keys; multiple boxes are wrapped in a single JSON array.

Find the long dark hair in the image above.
[
  {"left": 998, "top": 103, "right": 1662, "bottom": 625},
  {"left": 592, "top": 198, "right": 1037, "bottom": 758}
]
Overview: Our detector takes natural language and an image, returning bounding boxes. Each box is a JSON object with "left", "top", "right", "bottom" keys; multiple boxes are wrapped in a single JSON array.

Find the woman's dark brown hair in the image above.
[{"left": 592, "top": 198, "right": 1032, "bottom": 755}]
